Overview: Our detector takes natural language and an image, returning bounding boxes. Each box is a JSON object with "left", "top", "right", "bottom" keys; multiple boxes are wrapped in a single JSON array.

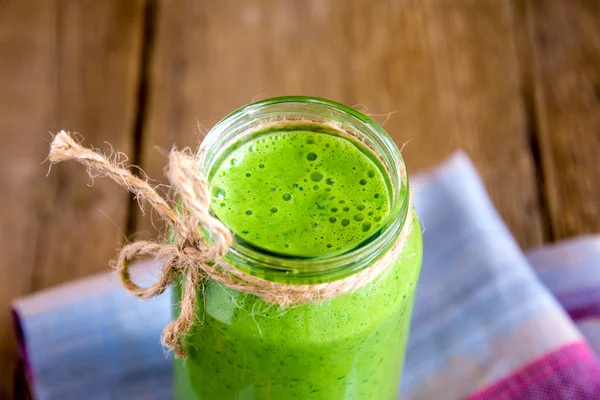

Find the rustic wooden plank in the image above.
[
  {"left": 0, "top": 0, "right": 145, "bottom": 397},
  {"left": 140, "top": 0, "right": 543, "bottom": 248},
  {"left": 526, "top": 0, "right": 600, "bottom": 239}
]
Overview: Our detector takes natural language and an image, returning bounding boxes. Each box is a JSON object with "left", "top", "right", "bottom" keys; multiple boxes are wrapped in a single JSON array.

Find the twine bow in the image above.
[
  {"left": 48, "top": 130, "right": 412, "bottom": 357},
  {"left": 49, "top": 131, "right": 236, "bottom": 356}
]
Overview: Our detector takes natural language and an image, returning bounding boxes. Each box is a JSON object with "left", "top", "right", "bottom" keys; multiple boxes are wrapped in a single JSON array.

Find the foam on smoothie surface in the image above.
[{"left": 209, "top": 130, "right": 390, "bottom": 257}]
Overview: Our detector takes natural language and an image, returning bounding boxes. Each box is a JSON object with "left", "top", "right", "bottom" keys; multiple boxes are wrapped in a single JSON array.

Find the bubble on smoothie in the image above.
[
  {"left": 306, "top": 152, "right": 318, "bottom": 161},
  {"left": 271, "top": 186, "right": 276, "bottom": 192},
  {"left": 259, "top": 163, "right": 265, "bottom": 169},
  {"left": 354, "top": 213, "right": 365, "bottom": 221},
  {"left": 306, "top": 136, "right": 316, "bottom": 144},
  {"left": 359, "top": 179, "right": 367, "bottom": 185},
  {"left": 343, "top": 207, "right": 350, "bottom": 212},
  {"left": 339, "top": 200, "right": 346, "bottom": 204},
  {"left": 230, "top": 158, "right": 238, "bottom": 166},
  {"left": 246, "top": 209, "right": 253, "bottom": 216},
  {"left": 310, "top": 172, "right": 324, "bottom": 182},
  {"left": 374, "top": 215, "right": 382, "bottom": 222},
  {"left": 312, "top": 222, "right": 319, "bottom": 228},
  {"left": 293, "top": 183, "right": 299, "bottom": 188},
  {"left": 327, "top": 244, "right": 332, "bottom": 248},
  {"left": 329, "top": 216, "right": 337, "bottom": 223},
  {"left": 357, "top": 205, "right": 365, "bottom": 211},
  {"left": 368, "top": 211, "right": 374, "bottom": 216},
  {"left": 341, "top": 219, "right": 350, "bottom": 227},
  {"left": 212, "top": 186, "right": 226, "bottom": 199},
  {"left": 326, "top": 178, "right": 336, "bottom": 185},
  {"left": 374, "top": 193, "right": 380, "bottom": 198},
  {"left": 313, "top": 185, "right": 319, "bottom": 190},
  {"left": 283, "top": 193, "right": 292, "bottom": 201},
  {"left": 367, "top": 170, "right": 376, "bottom": 178},
  {"left": 270, "top": 207, "right": 278, "bottom": 213},
  {"left": 245, "top": 172, "right": 252, "bottom": 177},
  {"left": 331, "top": 207, "right": 338, "bottom": 213},
  {"left": 362, "top": 222, "right": 372, "bottom": 232},
  {"left": 220, "top": 202, "right": 226, "bottom": 208}
]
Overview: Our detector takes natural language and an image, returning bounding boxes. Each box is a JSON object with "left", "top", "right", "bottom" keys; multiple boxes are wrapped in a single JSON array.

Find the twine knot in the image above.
[
  {"left": 49, "top": 131, "right": 233, "bottom": 356},
  {"left": 48, "top": 130, "right": 412, "bottom": 358}
]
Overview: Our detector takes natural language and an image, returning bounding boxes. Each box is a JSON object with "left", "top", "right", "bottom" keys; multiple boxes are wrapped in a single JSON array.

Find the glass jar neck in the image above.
[{"left": 199, "top": 96, "right": 409, "bottom": 284}]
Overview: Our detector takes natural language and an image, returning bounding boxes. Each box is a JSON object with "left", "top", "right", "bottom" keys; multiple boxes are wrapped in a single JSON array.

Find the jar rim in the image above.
[{"left": 198, "top": 96, "right": 410, "bottom": 284}]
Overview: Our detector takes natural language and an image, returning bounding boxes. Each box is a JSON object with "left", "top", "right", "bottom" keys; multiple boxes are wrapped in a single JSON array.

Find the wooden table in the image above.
[{"left": 1, "top": 1, "right": 599, "bottom": 397}]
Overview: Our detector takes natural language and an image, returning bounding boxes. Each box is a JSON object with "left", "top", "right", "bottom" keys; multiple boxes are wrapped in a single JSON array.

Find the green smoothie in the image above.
[
  {"left": 174, "top": 129, "right": 422, "bottom": 399},
  {"left": 210, "top": 131, "right": 391, "bottom": 256}
]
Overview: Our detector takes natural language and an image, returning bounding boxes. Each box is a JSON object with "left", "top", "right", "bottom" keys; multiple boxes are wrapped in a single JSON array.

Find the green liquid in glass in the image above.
[
  {"left": 174, "top": 130, "right": 422, "bottom": 399},
  {"left": 209, "top": 131, "right": 391, "bottom": 256}
]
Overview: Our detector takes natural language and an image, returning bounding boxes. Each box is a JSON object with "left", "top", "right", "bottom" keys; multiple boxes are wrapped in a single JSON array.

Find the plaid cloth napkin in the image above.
[{"left": 12, "top": 152, "right": 600, "bottom": 400}]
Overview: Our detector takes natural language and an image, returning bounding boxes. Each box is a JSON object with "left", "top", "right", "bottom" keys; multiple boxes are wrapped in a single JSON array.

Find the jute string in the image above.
[{"left": 48, "top": 130, "right": 412, "bottom": 357}]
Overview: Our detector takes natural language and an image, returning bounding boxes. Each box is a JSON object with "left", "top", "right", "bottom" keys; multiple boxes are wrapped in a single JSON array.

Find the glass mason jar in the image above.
[{"left": 173, "top": 97, "right": 422, "bottom": 400}]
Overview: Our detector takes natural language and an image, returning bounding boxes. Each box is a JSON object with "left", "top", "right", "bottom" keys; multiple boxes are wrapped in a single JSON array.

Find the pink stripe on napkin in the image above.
[{"left": 467, "top": 341, "right": 600, "bottom": 400}]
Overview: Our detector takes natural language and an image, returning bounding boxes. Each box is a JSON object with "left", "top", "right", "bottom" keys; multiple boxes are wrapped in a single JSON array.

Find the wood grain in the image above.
[
  {"left": 139, "top": 0, "right": 543, "bottom": 247},
  {"left": 526, "top": 0, "right": 600, "bottom": 239},
  {"left": 0, "top": 0, "right": 145, "bottom": 397}
]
